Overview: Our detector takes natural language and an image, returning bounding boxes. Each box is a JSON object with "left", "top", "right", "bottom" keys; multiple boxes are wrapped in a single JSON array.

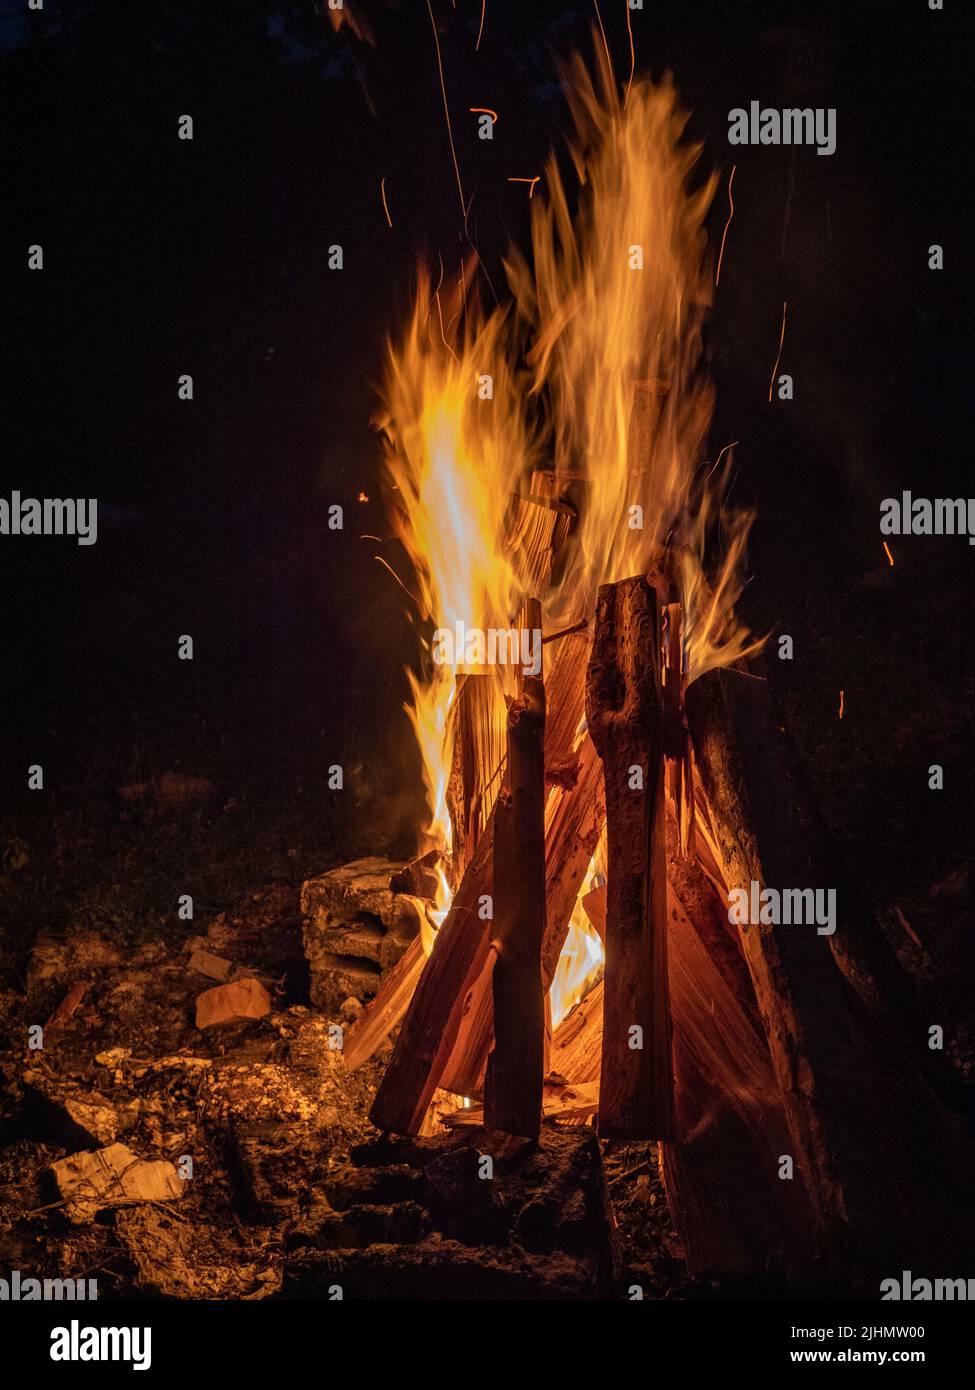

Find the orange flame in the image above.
[
  {"left": 506, "top": 52, "right": 760, "bottom": 678},
  {"left": 379, "top": 51, "right": 763, "bottom": 985},
  {"left": 376, "top": 272, "right": 538, "bottom": 856}
]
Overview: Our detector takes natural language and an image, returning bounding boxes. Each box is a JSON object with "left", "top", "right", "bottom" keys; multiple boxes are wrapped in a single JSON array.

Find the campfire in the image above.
[{"left": 306, "top": 53, "right": 972, "bottom": 1292}]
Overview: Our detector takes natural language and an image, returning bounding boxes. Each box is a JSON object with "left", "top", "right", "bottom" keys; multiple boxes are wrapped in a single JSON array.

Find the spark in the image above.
[
  {"left": 592, "top": 0, "right": 613, "bottom": 84},
  {"left": 715, "top": 164, "right": 736, "bottom": 286},
  {"left": 703, "top": 439, "right": 739, "bottom": 485},
  {"left": 360, "top": 534, "right": 382, "bottom": 542},
  {"left": 357, "top": 491, "right": 369, "bottom": 502},
  {"left": 380, "top": 177, "right": 392, "bottom": 228},
  {"left": 425, "top": 0, "right": 499, "bottom": 306},
  {"left": 768, "top": 299, "right": 788, "bottom": 403},
  {"left": 508, "top": 175, "right": 541, "bottom": 198},
  {"left": 374, "top": 555, "right": 421, "bottom": 611},
  {"left": 434, "top": 289, "right": 459, "bottom": 363},
  {"left": 469, "top": 106, "right": 498, "bottom": 123},
  {"left": 883, "top": 541, "right": 894, "bottom": 566},
  {"left": 838, "top": 689, "right": 845, "bottom": 720},
  {"left": 426, "top": 0, "right": 466, "bottom": 220},
  {"left": 476, "top": 0, "right": 486, "bottom": 51},
  {"left": 624, "top": 0, "right": 635, "bottom": 108}
]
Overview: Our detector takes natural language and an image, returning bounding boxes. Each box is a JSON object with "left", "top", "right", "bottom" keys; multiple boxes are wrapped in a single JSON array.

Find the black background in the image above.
[{"left": 1, "top": 0, "right": 971, "bottom": 860}]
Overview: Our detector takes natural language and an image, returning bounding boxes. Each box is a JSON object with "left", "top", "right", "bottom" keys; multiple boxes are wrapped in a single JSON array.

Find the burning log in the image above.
[
  {"left": 505, "top": 471, "right": 575, "bottom": 594},
  {"left": 553, "top": 847, "right": 819, "bottom": 1277},
  {"left": 661, "top": 823, "right": 818, "bottom": 1278},
  {"left": 586, "top": 576, "right": 674, "bottom": 1141},
  {"left": 626, "top": 378, "right": 669, "bottom": 472},
  {"left": 549, "top": 980, "right": 603, "bottom": 1085},
  {"left": 446, "top": 672, "right": 506, "bottom": 883},
  {"left": 686, "top": 667, "right": 975, "bottom": 1283},
  {"left": 484, "top": 602, "right": 547, "bottom": 1137},
  {"left": 342, "top": 939, "right": 426, "bottom": 1071},
  {"left": 445, "top": 1081, "right": 599, "bottom": 1128},
  {"left": 368, "top": 817, "right": 495, "bottom": 1134},
  {"left": 438, "top": 629, "right": 603, "bottom": 1096}
]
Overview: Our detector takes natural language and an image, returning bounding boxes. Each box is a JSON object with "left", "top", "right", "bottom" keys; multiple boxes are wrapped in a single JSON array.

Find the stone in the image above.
[
  {"left": 300, "top": 856, "right": 425, "bottom": 1010},
  {"left": 195, "top": 977, "right": 271, "bottom": 1029},
  {"left": 50, "top": 1143, "right": 184, "bottom": 1223},
  {"left": 340, "top": 996, "right": 363, "bottom": 1023},
  {"left": 188, "top": 949, "right": 235, "bottom": 982},
  {"left": 24, "top": 1077, "right": 118, "bottom": 1149},
  {"left": 94, "top": 1047, "right": 132, "bottom": 1067}
]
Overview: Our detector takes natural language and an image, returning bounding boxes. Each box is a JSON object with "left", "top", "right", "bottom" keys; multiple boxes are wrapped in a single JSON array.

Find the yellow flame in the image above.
[
  {"left": 379, "top": 51, "right": 764, "bottom": 990},
  {"left": 377, "top": 272, "right": 537, "bottom": 856},
  {"left": 506, "top": 51, "right": 760, "bottom": 678},
  {"left": 549, "top": 826, "right": 606, "bottom": 1027},
  {"left": 421, "top": 860, "right": 453, "bottom": 956}
]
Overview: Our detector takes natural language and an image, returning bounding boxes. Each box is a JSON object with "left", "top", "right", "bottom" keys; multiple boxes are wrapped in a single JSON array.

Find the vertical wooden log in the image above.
[
  {"left": 484, "top": 600, "right": 547, "bottom": 1137},
  {"left": 438, "top": 628, "right": 598, "bottom": 1095},
  {"left": 446, "top": 671, "right": 507, "bottom": 882},
  {"left": 586, "top": 576, "right": 674, "bottom": 1141}
]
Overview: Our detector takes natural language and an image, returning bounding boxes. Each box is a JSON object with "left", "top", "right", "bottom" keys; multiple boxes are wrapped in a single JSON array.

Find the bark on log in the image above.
[
  {"left": 686, "top": 667, "right": 975, "bottom": 1286},
  {"left": 586, "top": 576, "right": 674, "bottom": 1141},
  {"left": 484, "top": 598, "right": 547, "bottom": 1138}
]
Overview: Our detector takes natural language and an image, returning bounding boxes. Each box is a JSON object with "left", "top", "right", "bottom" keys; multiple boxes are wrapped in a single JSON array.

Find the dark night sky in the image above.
[{"left": 1, "top": 0, "right": 971, "bottom": 837}]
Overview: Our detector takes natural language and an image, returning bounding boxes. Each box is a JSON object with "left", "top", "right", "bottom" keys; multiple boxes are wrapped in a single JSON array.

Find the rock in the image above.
[
  {"left": 50, "top": 1143, "right": 184, "bottom": 1223},
  {"left": 300, "top": 857, "right": 425, "bottom": 1010},
  {"left": 24, "top": 1078, "right": 118, "bottom": 1149},
  {"left": 188, "top": 949, "right": 235, "bottom": 982},
  {"left": 94, "top": 1047, "right": 132, "bottom": 1067},
  {"left": 195, "top": 977, "right": 271, "bottom": 1029}
]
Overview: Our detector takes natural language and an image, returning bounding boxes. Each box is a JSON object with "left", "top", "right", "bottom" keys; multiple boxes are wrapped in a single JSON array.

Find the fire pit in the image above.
[{"left": 302, "top": 55, "right": 975, "bottom": 1298}]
